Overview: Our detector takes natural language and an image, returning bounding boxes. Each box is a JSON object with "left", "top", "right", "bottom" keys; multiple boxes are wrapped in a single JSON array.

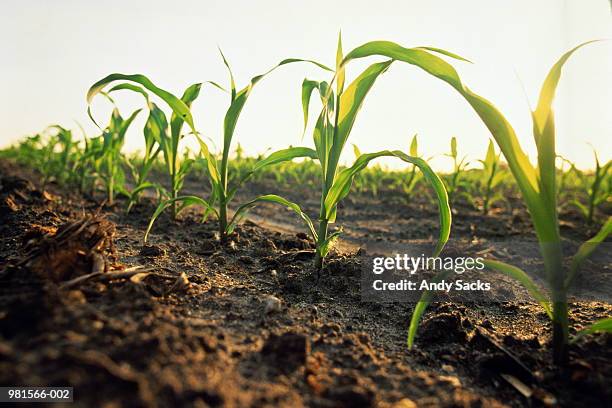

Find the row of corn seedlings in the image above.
[{"left": 3, "top": 36, "right": 610, "bottom": 365}]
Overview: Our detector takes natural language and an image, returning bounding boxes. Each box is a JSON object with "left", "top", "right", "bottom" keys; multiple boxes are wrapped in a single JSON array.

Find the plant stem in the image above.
[
  {"left": 587, "top": 194, "right": 595, "bottom": 225},
  {"left": 171, "top": 187, "right": 178, "bottom": 221},
  {"left": 314, "top": 218, "right": 328, "bottom": 269},
  {"left": 543, "top": 241, "right": 568, "bottom": 365},
  {"left": 219, "top": 199, "right": 228, "bottom": 243},
  {"left": 552, "top": 298, "right": 569, "bottom": 365}
]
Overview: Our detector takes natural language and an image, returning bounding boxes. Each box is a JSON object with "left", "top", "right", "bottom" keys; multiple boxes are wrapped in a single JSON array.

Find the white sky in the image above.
[{"left": 0, "top": 0, "right": 610, "bottom": 171}]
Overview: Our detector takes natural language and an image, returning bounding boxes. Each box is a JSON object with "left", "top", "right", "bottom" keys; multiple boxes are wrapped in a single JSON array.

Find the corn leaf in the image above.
[
  {"left": 484, "top": 259, "right": 552, "bottom": 318},
  {"left": 222, "top": 58, "right": 332, "bottom": 170},
  {"left": 87, "top": 73, "right": 196, "bottom": 132},
  {"left": 484, "top": 139, "right": 496, "bottom": 168},
  {"left": 228, "top": 194, "right": 317, "bottom": 240},
  {"left": 252, "top": 147, "right": 318, "bottom": 172},
  {"left": 565, "top": 217, "right": 612, "bottom": 289},
  {"left": 108, "top": 83, "right": 150, "bottom": 102},
  {"left": 342, "top": 41, "right": 542, "bottom": 220},
  {"left": 336, "top": 32, "right": 345, "bottom": 95},
  {"left": 571, "top": 318, "right": 612, "bottom": 343},
  {"left": 171, "top": 83, "right": 202, "bottom": 153},
  {"left": 218, "top": 48, "right": 237, "bottom": 101},
  {"left": 325, "top": 150, "right": 451, "bottom": 256},
  {"left": 144, "top": 196, "right": 216, "bottom": 242},
  {"left": 229, "top": 147, "right": 319, "bottom": 198},
  {"left": 407, "top": 269, "right": 453, "bottom": 348},
  {"left": 331, "top": 60, "right": 393, "bottom": 173},
  {"left": 532, "top": 42, "right": 594, "bottom": 216},
  {"left": 301, "top": 79, "right": 329, "bottom": 135},
  {"left": 409, "top": 134, "right": 418, "bottom": 156}
]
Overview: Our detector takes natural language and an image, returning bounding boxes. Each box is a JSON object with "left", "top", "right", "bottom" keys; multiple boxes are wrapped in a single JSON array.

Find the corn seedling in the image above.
[
  {"left": 479, "top": 139, "right": 504, "bottom": 214},
  {"left": 101, "top": 108, "right": 141, "bottom": 205},
  {"left": 401, "top": 134, "right": 425, "bottom": 196},
  {"left": 444, "top": 136, "right": 471, "bottom": 205},
  {"left": 123, "top": 53, "right": 332, "bottom": 242},
  {"left": 87, "top": 78, "right": 215, "bottom": 217},
  {"left": 570, "top": 150, "right": 611, "bottom": 224},
  {"left": 85, "top": 92, "right": 141, "bottom": 205},
  {"left": 28, "top": 126, "right": 78, "bottom": 190},
  {"left": 342, "top": 40, "right": 612, "bottom": 364},
  {"left": 237, "top": 35, "right": 455, "bottom": 269},
  {"left": 556, "top": 155, "right": 580, "bottom": 204}
]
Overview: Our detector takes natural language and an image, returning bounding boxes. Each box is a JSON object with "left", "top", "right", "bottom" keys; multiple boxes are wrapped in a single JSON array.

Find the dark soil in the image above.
[{"left": 0, "top": 159, "right": 610, "bottom": 408}]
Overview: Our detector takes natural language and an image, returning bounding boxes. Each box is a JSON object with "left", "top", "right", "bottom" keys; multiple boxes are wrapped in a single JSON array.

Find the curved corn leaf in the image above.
[
  {"left": 144, "top": 196, "right": 216, "bottom": 242},
  {"left": 86, "top": 73, "right": 221, "bottom": 186},
  {"left": 342, "top": 41, "right": 544, "bottom": 226},
  {"left": 571, "top": 317, "right": 612, "bottom": 343},
  {"left": 227, "top": 147, "right": 318, "bottom": 201},
  {"left": 407, "top": 269, "right": 453, "bottom": 348},
  {"left": 87, "top": 73, "right": 195, "bottom": 132},
  {"left": 325, "top": 150, "right": 451, "bottom": 256},
  {"left": 252, "top": 147, "right": 318, "bottom": 173},
  {"left": 565, "top": 217, "right": 612, "bottom": 289},
  {"left": 108, "top": 83, "right": 150, "bottom": 102},
  {"left": 227, "top": 194, "right": 317, "bottom": 239},
  {"left": 416, "top": 46, "right": 472, "bottom": 63},
  {"left": 484, "top": 259, "right": 552, "bottom": 319},
  {"left": 126, "top": 182, "right": 163, "bottom": 213}
]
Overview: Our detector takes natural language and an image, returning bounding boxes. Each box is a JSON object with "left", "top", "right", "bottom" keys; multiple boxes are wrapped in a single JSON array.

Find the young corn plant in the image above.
[
  {"left": 571, "top": 150, "right": 611, "bottom": 224},
  {"left": 74, "top": 134, "right": 105, "bottom": 196},
  {"left": 556, "top": 155, "right": 580, "bottom": 205},
  {"left": 401, "top": 134, "right": 425, "bottom": 196},
  {"left": 479, "top": 139, "right": 504, "bottom": 215},
  {"left": 98, "top": 107, "right": 142, "bottom": 205},
  {"left": 47, "top": 125, "right": 77, "bottom": 187},
  {"left": 110, "top": 54, "right": 332, "bottom": 242},
  {"left": 343, "top": 40, "right": 612, "bottom": 364},
  {"left": 105, "top": 84, "right": 165, "bottom": 212},
  {"left": 444, "top": 136, "right": 471, "bottom": 205},
  {"left": 87, "top": 78, "right": 213, "bottom": 217},
  {"left": 234, "top": 36, "right": 455, "bottom": 269}
]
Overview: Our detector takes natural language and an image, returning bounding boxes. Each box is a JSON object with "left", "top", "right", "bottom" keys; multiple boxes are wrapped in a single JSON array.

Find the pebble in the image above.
[{"left": 263, "top": 295, "right": 282, "bottom": 314}]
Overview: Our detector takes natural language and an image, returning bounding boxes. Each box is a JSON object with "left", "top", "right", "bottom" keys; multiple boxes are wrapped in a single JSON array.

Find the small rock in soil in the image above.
[{"left": 263, "top": 295, "right": 282, "bottom": 314}]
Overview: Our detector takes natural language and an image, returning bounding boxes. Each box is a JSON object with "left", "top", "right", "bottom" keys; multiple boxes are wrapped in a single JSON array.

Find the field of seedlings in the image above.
[{"left": 0, "top": 35, "right": 610, "bottom": 407}]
